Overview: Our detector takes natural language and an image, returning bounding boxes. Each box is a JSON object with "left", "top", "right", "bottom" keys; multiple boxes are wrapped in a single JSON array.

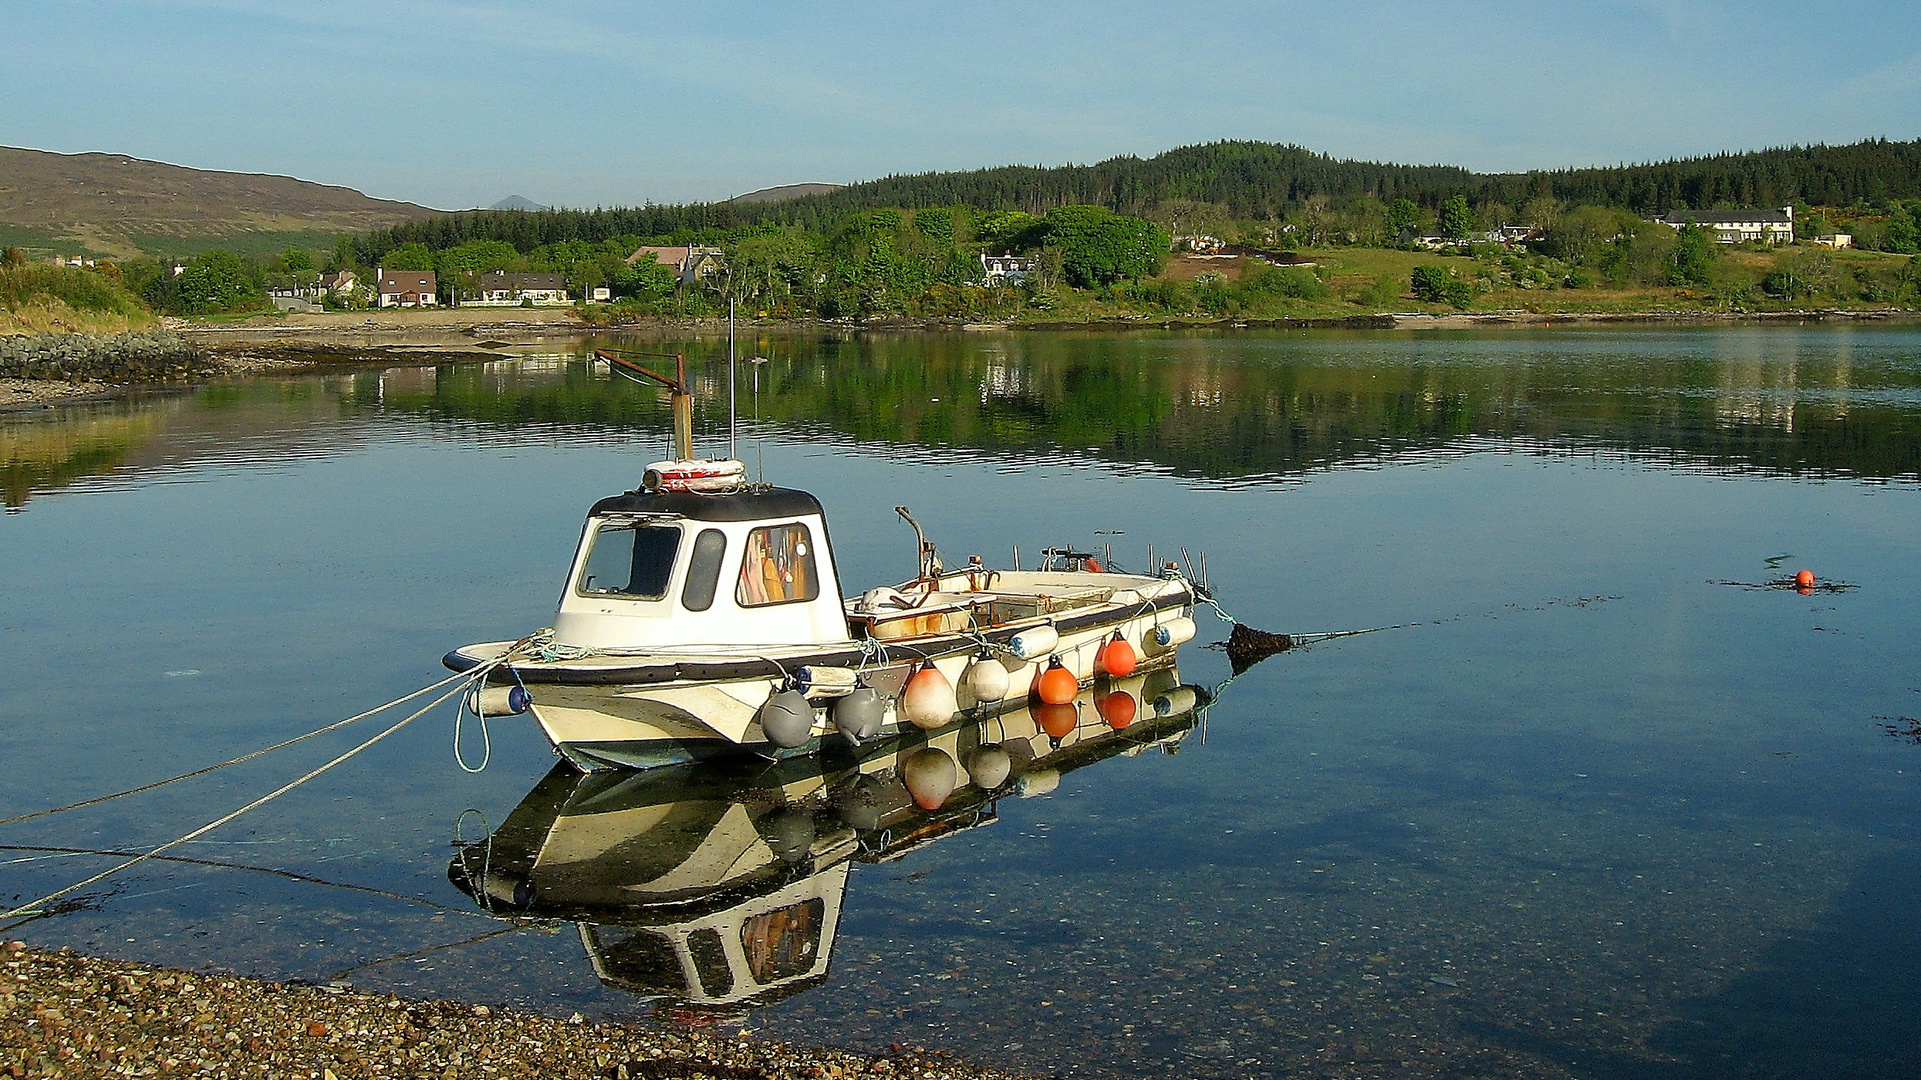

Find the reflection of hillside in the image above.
[{"left": 373, "top": 333, "right": 1921, "bottom": 484}]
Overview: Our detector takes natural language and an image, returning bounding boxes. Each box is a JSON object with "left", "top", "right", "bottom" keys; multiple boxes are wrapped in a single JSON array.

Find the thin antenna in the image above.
[{"left": 728, "top": 295, "right": 737, "bottom": 461}]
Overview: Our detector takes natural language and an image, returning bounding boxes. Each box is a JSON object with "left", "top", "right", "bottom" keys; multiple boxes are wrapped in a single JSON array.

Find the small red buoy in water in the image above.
[
  {"left": 1098, "top": 634, "right": 1138, "bottom": 678},
  {"left": 1795, "top": 569, "right": 1816, "bottom": 589},
  {"left": 1036, "top": 658, "right": 1079, "bottom": 705}
]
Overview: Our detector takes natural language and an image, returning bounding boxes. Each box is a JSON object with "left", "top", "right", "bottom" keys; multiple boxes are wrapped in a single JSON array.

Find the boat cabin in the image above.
[{"left": 552, "top": 487, "right": 851, "bottom": 651}]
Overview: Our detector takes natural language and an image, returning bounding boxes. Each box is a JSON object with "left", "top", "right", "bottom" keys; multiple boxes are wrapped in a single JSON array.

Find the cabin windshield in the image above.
[{"left": 578, "top": 522, "right": 681, "bottom": 599}]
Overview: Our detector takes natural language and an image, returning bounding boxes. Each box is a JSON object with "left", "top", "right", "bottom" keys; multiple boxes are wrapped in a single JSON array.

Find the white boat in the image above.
[{"left": 443, "top": 351, "right": 1203, "bottom": 770}]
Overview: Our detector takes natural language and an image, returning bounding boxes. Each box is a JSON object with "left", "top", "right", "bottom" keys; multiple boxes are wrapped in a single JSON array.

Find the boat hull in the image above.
[{"left": 446, "top": 573, "right": 1195, "bottom": 770}]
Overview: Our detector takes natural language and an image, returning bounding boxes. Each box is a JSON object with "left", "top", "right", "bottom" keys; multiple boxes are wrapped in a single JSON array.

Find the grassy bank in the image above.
[{"left": 0, "top": 264, "right": 156, "bottom": 335}]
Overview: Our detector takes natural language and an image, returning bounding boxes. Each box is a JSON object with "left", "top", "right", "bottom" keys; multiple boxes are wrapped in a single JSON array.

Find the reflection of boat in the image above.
[
  {"left": 444, "top": 357, "right": 1202, "bottom": 769},
  {"left": 449, "top": 670, "right": 1208, "bottom": 1013}
]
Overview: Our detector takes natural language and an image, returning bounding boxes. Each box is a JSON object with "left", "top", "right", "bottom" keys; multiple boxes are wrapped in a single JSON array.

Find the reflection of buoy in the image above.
[
  {"left": 1097, "top": 689, "right": 1137, "bottom": 729},
  {"left": 833, "top": 687, "right": 885, "bottom": 743},
  {"left": 1036, "top": 658, "right": 1078, "bottom": 705},
  {"left": 900, "top": 665, "right": 958, "bottom": 730},
  {"left": 902, "top": 747, "right": 959, "bottom": 810},
  {"left": 1008, "top": 624, "right": 1059, "bottom": 661},
  {"left": 969, "top": 744, "right": 1013, "bottom": 789},
  {"left": 758, "top": 689, "right": 815, "bottom": 748},
  {"left": 1146, "top": 617, "right": 1196, "bottom": 655},
  {"left": 1153, "top": 686, "right": 1199, "bottom": 717},
  {"left": 1016, "top": 769, "right": 1060, "bottom": 798},
  {"left": 963, "top": 654, "right": 1010, "bottom": 702},
  {"left": 1795, "top": 569, "right": 1816, "bottom": 588},
  {"left": 835, "top": 775, "right": 888, "bottom": 830},
  {"left": 757, "top": 808, "right": 816, "bottom": 864},
  {"left": 1098, "top": 634, "right": 1138, "bottom": 678},
  {"left": 1035, "top": 701, "right": 1078, "bottom": 739}
]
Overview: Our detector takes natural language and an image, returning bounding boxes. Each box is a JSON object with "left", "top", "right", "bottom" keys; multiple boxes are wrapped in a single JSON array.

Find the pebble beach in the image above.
[{"left": 0, "top": 941, "right": 1036, "bottom": 1080}]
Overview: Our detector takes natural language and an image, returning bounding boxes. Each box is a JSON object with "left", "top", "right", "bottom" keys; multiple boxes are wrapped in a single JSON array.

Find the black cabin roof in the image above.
[{"left": 588, "top": 486, "right": 825, "bottom": 522}]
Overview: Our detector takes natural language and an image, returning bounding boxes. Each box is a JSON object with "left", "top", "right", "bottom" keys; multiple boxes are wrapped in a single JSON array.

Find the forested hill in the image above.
[
  {"left": 362, "top": 137, "right": 1921, "bottom": 256},
  {"left": 790, "top": 138, "right": 1921, "bottom": 218}
]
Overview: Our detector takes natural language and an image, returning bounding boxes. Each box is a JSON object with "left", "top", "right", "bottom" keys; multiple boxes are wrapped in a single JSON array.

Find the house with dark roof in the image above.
[
  {"left": 376, "top": 269, "right": 438, "bottom": 307},
  {"left": 471, "top": 271, "right": 569, "bottom": 305},
  {"left": 624, "top": 245, "right": 725, "bottom": 284},
  {"left": 1658, "top": 207, "right": 1794, "bottom": 245}
]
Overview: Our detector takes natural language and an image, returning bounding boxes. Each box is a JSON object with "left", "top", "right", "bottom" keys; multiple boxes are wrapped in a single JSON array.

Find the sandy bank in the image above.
[{"left": 0, "top": 940, "right": 1033, "bottom": 1080}]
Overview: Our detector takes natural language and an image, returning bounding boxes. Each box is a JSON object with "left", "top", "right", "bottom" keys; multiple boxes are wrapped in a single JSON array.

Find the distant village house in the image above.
[
  {"left": 376, "top": 269, "right": 438, "bottom": 308},
  {"left": 471, "top": 271, "right": 569, "bottom": 305},
  {"left": 1657, "top": 207, "right": 1794, "bottom": 245},
  {"left": 979, "top": 253, "right": 1037, "bottom": 286},
  {"left": 319, "top": 270, "right": 357, "bottom": 296},
  {"left": 624, "top": 245, "right": 725, "bottom": 284}
]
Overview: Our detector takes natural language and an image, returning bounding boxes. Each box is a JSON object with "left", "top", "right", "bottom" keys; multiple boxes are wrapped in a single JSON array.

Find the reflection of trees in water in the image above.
[
  {"left": 1, "top": 411, "right": 156, "bottom": 510},
  {"left": 372, "top": 333, "right": 1921, "bottom": 484}
]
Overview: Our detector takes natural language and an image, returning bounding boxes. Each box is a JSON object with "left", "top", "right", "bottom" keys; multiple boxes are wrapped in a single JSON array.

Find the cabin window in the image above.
[
  {"left": 685, "top": 928, "right": 734, "bottom": 997},
  {"left": 740, "top": 898, "right": 825, "bottom": 983},
  {"left": 736, "top": 523, "right": 819, "bottom": 607},
  {"left": 680, "top": 529, "right": 727, "bottom": 611},
  {"left": 578, "top": 522, "right": 680, "bottom": 600}
]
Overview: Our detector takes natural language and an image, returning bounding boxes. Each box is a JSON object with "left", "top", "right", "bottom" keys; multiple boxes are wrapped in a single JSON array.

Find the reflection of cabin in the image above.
[
  {"left": 376, "top": 269, "right": 438, "bottom": 308},
  {"left": 979, "top": 253, "right": 1037, "bottom": 286},
  {"left": 471, "top": 271, "right": 569, "bottom": 305},
  {"left": 1658, "top": 207, "right": 1794, "bottom": 245},
  {"left": 624, "top": 246, "right": 725, "bottom": 284}
]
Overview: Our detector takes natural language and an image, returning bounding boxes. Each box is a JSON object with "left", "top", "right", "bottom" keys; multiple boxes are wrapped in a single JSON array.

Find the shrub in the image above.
[{"left": 1410, "top": 265, "right": 1474, "bottom": 308}]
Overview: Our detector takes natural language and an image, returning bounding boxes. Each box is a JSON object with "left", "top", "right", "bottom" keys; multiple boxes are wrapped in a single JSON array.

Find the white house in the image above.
[
  {"left": 1658, "top": 207, "right": 1794, "bottom": 245},
  {"left": 376, "top": 269, "right": 438, "bottom": 308},
  {"left": 470, "top": 271, "right": 569, "bottom": 305},
  {"left": 979, "top": 253, "right": 1038, "bottom": 286}
]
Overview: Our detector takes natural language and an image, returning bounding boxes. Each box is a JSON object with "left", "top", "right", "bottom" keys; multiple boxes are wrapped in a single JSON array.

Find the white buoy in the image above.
[
  {"left": 963, "top": 656, "right": 1010, "bottom": 702},
  {"left": 902, "top": 747, "right": 959, "bottom": 810},
  {"left": 466, "top": 685, "right": 531, "bottom": 717},
  {"left": 796, "top": 665, "right": 859, "bottom": 699},
  {"left": 1008, "top": 624, "right": 1059, "bottom": 661},
  {"left": 1146, "top": 616, "right": 1197, "bottom": 654},
  {"left": 899, "top": 665, "right": 958, "bottom": 730}
]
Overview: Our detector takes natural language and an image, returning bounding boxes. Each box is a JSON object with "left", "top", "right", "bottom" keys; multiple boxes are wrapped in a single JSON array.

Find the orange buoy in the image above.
[
  {"left": 1098, "top": 634, "right": 1138, "bottom": 678},
  {"left": 1035, "top": 701, "right": 1078, "bottom": 739},
  {"left": 1083, "top": 557, "right": 1103, "bottom": 573},
  {"left": 1097, "top": 689, "right": 1137, "bottom": 730},
  {"left": 1795, "top": 569, "right": 1816, "bottom": 589},
  {"left": 1035, "top": 659, "right": 1079, "bottom": 705}
]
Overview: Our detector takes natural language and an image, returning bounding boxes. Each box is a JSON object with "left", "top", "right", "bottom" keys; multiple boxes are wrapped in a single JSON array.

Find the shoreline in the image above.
[
  {"left": 4, "top": 306, "right": 1916, "bottom": 411},
  {"left": 1, "top": 940, "right": 1034, "bottom": 1079}
]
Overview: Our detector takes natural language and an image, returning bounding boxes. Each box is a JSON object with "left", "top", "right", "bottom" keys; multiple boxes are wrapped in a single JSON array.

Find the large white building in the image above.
[{"left": 1658, "top": 207, "right": 1794, "bottom": 245}]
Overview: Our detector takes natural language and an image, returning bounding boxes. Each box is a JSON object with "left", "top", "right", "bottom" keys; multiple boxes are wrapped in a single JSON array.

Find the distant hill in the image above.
[
  {"left": 732, "top": 183, "right": 843, "bottom": 204},
  {"left": 0, "top": 147, "right": 441, "bottom": 259},
  {"left": 488, "top": 195, "right": 549, "bottom": 211}
]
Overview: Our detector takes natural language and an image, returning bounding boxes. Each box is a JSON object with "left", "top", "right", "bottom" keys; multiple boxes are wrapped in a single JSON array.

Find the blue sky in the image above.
[{"left": 6, "top": 1, "right": 1919, "bottom": 210}]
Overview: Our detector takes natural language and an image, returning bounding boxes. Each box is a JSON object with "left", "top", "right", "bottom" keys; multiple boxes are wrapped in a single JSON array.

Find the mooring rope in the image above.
[
  {"left": 0, "top": 662, "right": 501, "bottom": 924},
  {"left": 0, "top": 668, "right": 479, "bottom": 829}
]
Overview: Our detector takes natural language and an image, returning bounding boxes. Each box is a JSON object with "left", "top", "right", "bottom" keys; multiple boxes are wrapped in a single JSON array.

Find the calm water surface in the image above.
[{"left": 3, "top": 326, "right": 1919, "bottom": 1078}]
